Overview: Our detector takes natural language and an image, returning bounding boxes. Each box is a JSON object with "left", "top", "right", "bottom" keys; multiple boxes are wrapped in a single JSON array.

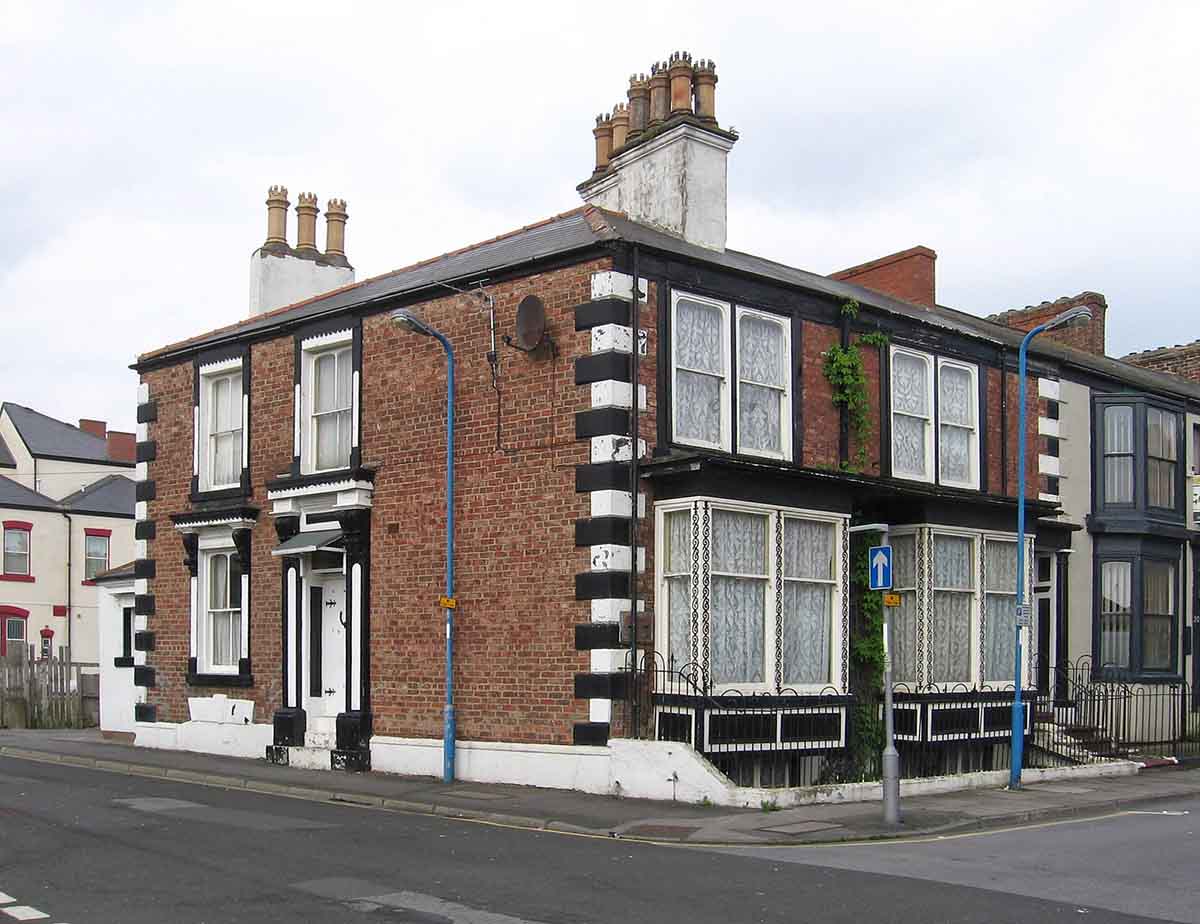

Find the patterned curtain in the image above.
[
  {"left": 892, "top": 352, "right": 930, "bottom": 477},
  {"left": 675, "top": 300, "right": 724, "bottom": 445},
  {"left": 938, "top": 365, "right": 973, "bottom": 484},
  {"left": 711, "top": 510, "right": 767, "bottom": 684},
  {"left": 931, "top": 535, "right": 972, "bottom": 683},
  {"left": 889, "top": 535, "right": 918, "bottom": 683},
  {"left": 738, "top": 314, "right": 785, "bottom": 454},
  {"left": 781, "top": 519, "right": 833, "bottom": 685},
  {"left": 664, "top": 510, "right": 692, "bottom": 670},
  {"left": 984, "top": 540, "right": 1017, "bottom": 680}
]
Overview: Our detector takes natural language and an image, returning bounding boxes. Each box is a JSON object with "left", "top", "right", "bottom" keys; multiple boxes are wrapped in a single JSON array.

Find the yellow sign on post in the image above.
[
  {"left": 439, "top": 596, "right": 457, "bottom": 609},
  {"left": 882, "top": 593, "right": 902, "bottom": 607}
]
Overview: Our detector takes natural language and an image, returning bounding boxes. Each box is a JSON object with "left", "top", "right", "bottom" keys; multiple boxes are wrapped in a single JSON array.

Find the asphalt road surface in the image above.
[{"left": 0, "top": 755, "right": 1194, "bottom": 923}]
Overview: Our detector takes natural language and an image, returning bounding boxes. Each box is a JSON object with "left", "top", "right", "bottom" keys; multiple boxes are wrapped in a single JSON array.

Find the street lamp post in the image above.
[
  {"left": 1010, "top": 305, "right": 1091, "bottom": 790},
  {"left": 391, "top": 308, "right": 457, "bottom": 784}
]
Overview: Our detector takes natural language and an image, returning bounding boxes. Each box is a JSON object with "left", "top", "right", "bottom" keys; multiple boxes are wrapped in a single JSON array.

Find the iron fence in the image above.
[{"left": 616, "top": 652, "right": 1199, "bottom": 789}]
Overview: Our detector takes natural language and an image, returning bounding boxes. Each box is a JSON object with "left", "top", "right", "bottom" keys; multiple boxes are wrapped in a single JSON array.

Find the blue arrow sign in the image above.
[{"left": 868, "top": 545, "right": 892, "bottom": 591}]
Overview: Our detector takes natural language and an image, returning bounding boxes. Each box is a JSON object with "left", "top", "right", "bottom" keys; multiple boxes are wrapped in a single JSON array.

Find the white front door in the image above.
[{"left": 307, "top": 579, "right": 346, "bottom": 732}]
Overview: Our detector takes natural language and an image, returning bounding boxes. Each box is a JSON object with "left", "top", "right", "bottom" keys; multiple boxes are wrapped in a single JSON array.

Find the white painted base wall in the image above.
[{"left": 135, "top": 720, "right": 273, "bottom": 760}]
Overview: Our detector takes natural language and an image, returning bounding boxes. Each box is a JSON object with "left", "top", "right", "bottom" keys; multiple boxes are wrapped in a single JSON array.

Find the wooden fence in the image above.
[{"left": 0, "top": 649, "right": 99, "bottom": 729}]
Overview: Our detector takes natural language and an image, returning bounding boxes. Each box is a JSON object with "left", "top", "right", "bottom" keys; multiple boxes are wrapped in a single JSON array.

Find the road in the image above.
[{"left": 0, "top": 755, "right": 1194, "bottom": 923}]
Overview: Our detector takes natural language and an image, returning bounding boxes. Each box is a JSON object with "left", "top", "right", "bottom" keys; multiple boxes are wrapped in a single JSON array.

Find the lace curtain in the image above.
[
  {"left": 711, "top": 510, "right": 767, "bottom": 684},
  {"left": 931, "top": 535, "right": 972, "bottom": 682},
  {"left": 984, "top": 540, "right": 1017, "bottom": 679},
  {"left": 1142, "top": 561, "right": 1175, "bottom": 670},
  {"left": 889, "top": 535, "right": 919, "bottom": 683},
  {"left": 664, "top": 510, "right": 692, "bottom": 670},
  {"left": 1099, "top": 561, "right": 1131, "bottom": 669},
  {"left": 675, "top": 300, "right": 724, "bottom": 445},
  {"left": 781, "top": 519, "right": 833, "bottom": 685},
  {"left": 938, "top": 365, "right": 973, "bottom": 484},
  {"left": 1103, "top": 405, "right": 1133, "bottom": 504},
  {"left": 892, "top": 352, "right": 930, "bottom": 477},
  {"left": 738, "top": 314, "right": 785, "bottom": 454}
]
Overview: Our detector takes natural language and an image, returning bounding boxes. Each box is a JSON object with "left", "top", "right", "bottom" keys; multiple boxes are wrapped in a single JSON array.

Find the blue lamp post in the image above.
[
  {"left": 391, "top": 308, "right": 457, "bottom": 784},
  {"left": 1010, "top": 304, "right": 1091, "bottom": 790}
]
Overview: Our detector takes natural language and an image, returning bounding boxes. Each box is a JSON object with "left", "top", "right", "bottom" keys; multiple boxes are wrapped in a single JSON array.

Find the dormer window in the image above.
[{"left": 1093, "top": 396, "right": 1184, "bottom": 517}]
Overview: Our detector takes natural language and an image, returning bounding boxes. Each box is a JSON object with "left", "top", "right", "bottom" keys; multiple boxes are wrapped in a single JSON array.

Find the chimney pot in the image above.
[
  {"left": 693, "top": 60, "right": 718, "bottom": 124},
  {"left": 324, "top": 198, "right": 348, "bottom": 258},
  {"left": 592, "top": 113, "right": 614, "bottom": 173},
  {"left": 295, "top": 191, "right": 319, "bottom": 253},
  {"left": 626, "top": 74, "right": 649, "bottom": 142},
  {"left": 648, "top": 64, "right": 670, "bottom": 127},
  {"left": 610, "top": 102, "right": 630, "bottom": 153},
  {"left": 668, "top": 52, "right": 696, "bottom": 117},
  {"left": 264, "top": 185, "right": 290, "bottom": 246}
]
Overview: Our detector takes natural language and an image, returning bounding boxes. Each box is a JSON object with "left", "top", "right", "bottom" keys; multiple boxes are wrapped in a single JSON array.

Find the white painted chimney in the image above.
[
  {"left": 248, "top": 186, "right": 356, "bottom": 316},
  {"left": 578, "top": 54, "right": 736, "bottom": 252}
]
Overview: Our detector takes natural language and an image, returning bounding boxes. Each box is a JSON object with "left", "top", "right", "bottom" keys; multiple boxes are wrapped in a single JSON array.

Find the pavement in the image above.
[{"left": 1, "top": 727, "right": 1197, "bottom": 847}]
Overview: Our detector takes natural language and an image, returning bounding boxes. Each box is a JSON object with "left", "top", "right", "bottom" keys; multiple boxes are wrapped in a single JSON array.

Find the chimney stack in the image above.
[
  {"left": 106, "top": 431, "right": 135, "bottom": 464},
  {"left": 626, "top": 74, "right": 649, "bottom": 143},
  {"left": 578, "top": 52, "right": 736, "bottom": 252},
  {"left": 295, "top": 192, "right": 319, "bottom": 253},
  {"left": 265, "top": 185, "right": 289, "bottom": 247},
  {"left": 249, "top": 183, "right": 355, "bottom": 316},
  {"left": 79, "top": 419, "right": 107, "bottom": 439},
  {"left": 325, "top": 198, "right": 348, "bottom": 259}
]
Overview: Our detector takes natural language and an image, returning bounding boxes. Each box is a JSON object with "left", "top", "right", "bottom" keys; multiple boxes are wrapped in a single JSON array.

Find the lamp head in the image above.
[
  {"left": 390, "top": 308, "right": 433, "bottom": 337},
  {"left": 1045, "top": 305, "right": 1092, "bottom": 332}
]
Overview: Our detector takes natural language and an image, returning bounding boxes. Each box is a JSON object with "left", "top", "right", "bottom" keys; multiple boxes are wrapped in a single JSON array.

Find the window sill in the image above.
[
  {"left": 0, "top": 574, "right": 34, "bottom": 583},
  {"left": 81, "top": 579, "right": 97, "bottom": 587},
  {"left": 187, "top": 671, "right": 255, "bottom": 688},
  {"left": 190, "top": 484, "right": 251, "bottom": 505},
  {"left": 113, "top": 656, "right": 134, "bottom": 668}
]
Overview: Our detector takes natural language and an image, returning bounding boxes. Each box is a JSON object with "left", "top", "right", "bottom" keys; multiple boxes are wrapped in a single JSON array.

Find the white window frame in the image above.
[
  {"left": 779, "top": 512, "right": 836, "bottom": 687},
  {"left": 671, "top": 291, "right": 731, "bottom": 453},
  {"left": 654, "top": 497, "right": 846, "bottom": 695},
  {"left": 300, "top": 330, "right": 356, "bottom": 475},
  {"left": 735, "top": 305, "right": 792, "bottom": 462},
  {"left": 198, "top": 545, "right": 242, "bottom": 675},
  {"left": 890, "top": 346, "right": 935, "bottom": 483},
  {"left": 84, "top": 534, "right": 110, "bottom": 581},
  {"left": 197, "top": 357, "right": 245, "bottom": 493},
  {"left": 3, "top": 525, "right": 30, "bottom": 576},
  {"left": 936, "top": 357, "right": 980, "bottom": 490}
]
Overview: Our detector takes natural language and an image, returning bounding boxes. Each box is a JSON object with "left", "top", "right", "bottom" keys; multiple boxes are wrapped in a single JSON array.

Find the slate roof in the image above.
[
  {"left": 0, "top": 475, "right": 60, "bottom": 512},
  {"left": 0, "top": 433, "right": 14, "bottom": 469},
  {"left": 60, "top": 475, "right": 135, "bottom": 517},
  {"left": 133, "top": 206, "right": 1200, "bottom": 405},
  {"left": 1, "top": 403, "right": 129, "bottom": 465},
  {"left": 91, "top": 560, "right": 136, "bottom": 583}
]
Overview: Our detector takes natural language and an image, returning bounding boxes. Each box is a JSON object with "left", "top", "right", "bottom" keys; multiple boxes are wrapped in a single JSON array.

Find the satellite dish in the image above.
[{"left": 510, "top": 295, "right": 547, "bottom": 352}]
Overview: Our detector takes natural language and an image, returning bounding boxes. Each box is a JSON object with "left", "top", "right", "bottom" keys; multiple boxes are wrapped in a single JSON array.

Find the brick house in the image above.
[{"left": 124, "top": 54, "right": 1199, "bottom": 794}]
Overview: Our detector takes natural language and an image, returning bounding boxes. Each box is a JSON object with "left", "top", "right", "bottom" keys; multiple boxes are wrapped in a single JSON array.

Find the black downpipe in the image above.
[{"left": 628, "top": 245, "right": 641, "bottom": 738}]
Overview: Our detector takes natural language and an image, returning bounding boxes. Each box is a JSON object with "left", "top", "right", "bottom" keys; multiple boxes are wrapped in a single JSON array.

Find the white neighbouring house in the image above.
[{"left": 0, "top": 403, "right": 135, "bottom": 667}]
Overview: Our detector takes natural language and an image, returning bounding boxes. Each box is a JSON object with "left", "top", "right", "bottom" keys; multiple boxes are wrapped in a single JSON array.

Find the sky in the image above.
[{"left": 2, "top": 1, "right": 1196, "bottom": 431}]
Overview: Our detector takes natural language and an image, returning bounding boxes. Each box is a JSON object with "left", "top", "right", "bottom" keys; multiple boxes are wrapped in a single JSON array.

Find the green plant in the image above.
[
  {"left": 848, "top": 532, "right": 885, "bottom": 769},
  {"left": 760, "top": 799, "right": 780, "bottom": 813},
  {"left": 822, "top": 305, "right": 889, "bottom": 472}
]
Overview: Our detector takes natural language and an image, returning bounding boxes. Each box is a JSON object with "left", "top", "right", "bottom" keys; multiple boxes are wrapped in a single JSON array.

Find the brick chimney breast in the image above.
[
  {"left": 830, "top": 246, "right": 938, "bottom": 309},
  {"left": 106, "top": 431, "right": 135, "bottom": 464},
  {"left": 79, "top": 419, "right": 107, "bottom": 439},
  {"left": 988, "top": 292, "right": 1108, "bottom": 356}
]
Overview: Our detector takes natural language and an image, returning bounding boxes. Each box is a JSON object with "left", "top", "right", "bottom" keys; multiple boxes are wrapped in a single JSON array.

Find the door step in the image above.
[
  {"left": 305, "top": 730, "right": 336, "bottom": 749},
  {"left": 264, "top": 743, "right": 370, "bottom": 772}
]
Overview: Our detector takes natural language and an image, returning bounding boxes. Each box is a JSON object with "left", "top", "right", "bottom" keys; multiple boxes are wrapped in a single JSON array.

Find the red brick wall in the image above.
[
  {"left": 802, "top": 321, "right": 840, "bottom": 468},
  {"left": 1123, "top": 341, "right": 1200, "bottom": 383},
  {"left": 984, "top": 367, "right": 1038, "bottom": 499},
  {"left": 850, "top": 335, "right": 882, "bottom": 476},
  {"left": 830, "top": 247, "right": 937, "bottom": 309},
  {"left": 141, "top": 256, "right": 615, "bottom": 743}
]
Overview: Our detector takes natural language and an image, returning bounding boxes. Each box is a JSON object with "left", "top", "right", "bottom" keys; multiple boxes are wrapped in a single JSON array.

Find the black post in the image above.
[{"left": 628, "top": 245, "right": 641, "bottom": 738}]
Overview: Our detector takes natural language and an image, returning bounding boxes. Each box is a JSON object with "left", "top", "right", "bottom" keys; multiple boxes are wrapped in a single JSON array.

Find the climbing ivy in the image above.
[
  {"left": 822, "top": 302, "right": 888, "bottom": 472},
  {"left": 848, "top": 531, "right": 885, "bottom": 771}
]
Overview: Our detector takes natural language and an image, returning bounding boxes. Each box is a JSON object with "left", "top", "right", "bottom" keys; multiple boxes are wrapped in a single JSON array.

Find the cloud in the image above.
[{"left": 1, "top": 0, "right": 1196, "bottom": 429}]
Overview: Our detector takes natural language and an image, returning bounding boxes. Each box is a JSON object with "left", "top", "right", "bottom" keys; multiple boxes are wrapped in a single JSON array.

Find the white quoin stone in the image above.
[
  {"left": 591, "top": 324, "right": 634, "bottom": 354},
  {"left": 582, "top": 123, "right": 736, "bottom": 252},
  {"left": 589, "top": 544, "right": 646, "bottom": 572},
  {"left": 591, "top": 598, "right": 644, "bottom": 623},
  {"left": 590, "top": 271, "right": 647, "bottom": 303},
  {"left": 589, "top": 490, "right": 646, "bottom": 518},
  {"left": 1038, "top": 417, "right": 1061, "bottom": 437},
  {"left": 1038, "top": 378, "right": 1061, "bottom": 400},
  {"left": 591, "top": 381, "right": 647, "bottom": 410},
  {"left": 590, "top": 435, "right": 647, "bottom": 463},
  {"left": 249, "top": 249, "right": 355, "bottom": 317}
]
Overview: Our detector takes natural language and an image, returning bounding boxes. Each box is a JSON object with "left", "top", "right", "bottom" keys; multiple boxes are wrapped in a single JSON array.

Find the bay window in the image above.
[
  {"left": 1098, "top": 560, "right": 1131, "bottom": 670},
  {"left": 1103, "top": 405, "right": 1134, "bottom": 505},
  {"left": 888, "top": 534, "right": 919, "bottom": 684},
  {"left": 1147, "top": 407, "right": 1177, "bottom": 509},
  {"left": 983, "top": 538, "right": 1018, "bottom": 682},
  {"left": 656, "top": 500, "right": 845, "bottom": 692},
  {"left": 1095, "top": 544, "right": 1181, "bottom": 678},
  {"left": 670, "top": 291, "right": 792, "bottom": 461},
  {"left": 1095, "top": 398, "right": 1184, "bottom": 517},
  {"left": 1142, "top": 560, "right": 1175, "bottom": 671}
]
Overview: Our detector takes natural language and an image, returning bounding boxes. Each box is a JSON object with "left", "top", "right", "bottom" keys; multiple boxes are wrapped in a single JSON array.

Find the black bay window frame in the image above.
[
  {"left": 1092, "top": 535, "right": 1185, "bottom": 681},
  {"left": 1091, "top": 394, "right": 1187, "bottom": 524}
]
